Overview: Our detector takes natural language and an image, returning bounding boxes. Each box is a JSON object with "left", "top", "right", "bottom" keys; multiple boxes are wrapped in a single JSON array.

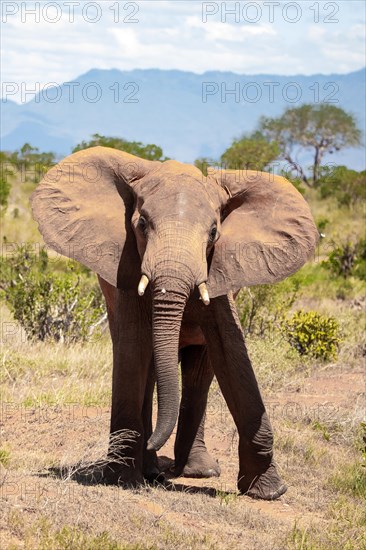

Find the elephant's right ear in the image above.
[{"left": 31, "top": 146, "right": 160, "bottom": 287}]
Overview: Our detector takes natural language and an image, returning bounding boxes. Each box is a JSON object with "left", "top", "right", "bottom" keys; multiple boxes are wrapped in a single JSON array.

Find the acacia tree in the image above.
[
  {"left": 73, "top": 134, "right": 167, "bottom": 161},
  {"left": 259, "top": 104, "right": 361, "bottom": 186}
]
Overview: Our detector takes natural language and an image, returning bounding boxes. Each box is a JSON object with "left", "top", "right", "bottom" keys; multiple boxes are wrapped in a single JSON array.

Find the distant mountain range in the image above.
[{"left": 1, "top": 68, "right": 365, "bottom": 169}]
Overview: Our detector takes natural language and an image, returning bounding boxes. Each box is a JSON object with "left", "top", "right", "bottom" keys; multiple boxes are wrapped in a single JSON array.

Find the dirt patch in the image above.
[{"left": 1, "top": 365, "right": 364, "bottom": 549}]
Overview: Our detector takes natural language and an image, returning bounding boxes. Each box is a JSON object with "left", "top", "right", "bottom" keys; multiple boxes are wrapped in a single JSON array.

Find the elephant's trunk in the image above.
[{"left": 146, "top": 273, "right": 190, "bottom": 451}]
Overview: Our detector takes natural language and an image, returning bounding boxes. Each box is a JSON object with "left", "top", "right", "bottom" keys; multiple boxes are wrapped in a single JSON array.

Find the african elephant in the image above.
[
  {"left": 31, "top": 147, "right": 318, "bottom": 500},
  {"left": 97, "top": 274, "right": 220, "bottom": 479}
]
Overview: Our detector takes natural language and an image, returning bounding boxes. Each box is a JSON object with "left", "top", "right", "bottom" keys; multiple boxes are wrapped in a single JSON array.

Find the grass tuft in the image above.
[{"left": 329, "top": 463, "right": 366, "bottom": 499}]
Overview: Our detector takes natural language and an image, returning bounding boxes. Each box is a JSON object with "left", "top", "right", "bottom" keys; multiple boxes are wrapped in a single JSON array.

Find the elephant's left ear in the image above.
[{"left": 206, "top": 169, "right": 319, "bottom": 298}]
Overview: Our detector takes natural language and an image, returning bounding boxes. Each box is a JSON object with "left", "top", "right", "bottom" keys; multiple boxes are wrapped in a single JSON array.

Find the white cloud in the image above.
[
  {"left": 306, "top": 21, "right": 365, "bottom": 70},
  {"left": 307, "top": 26, "right": 326, "bottom": 41},
  {"left": 1, "top": 0, "right": 365, "bottom": 102},
  {"left": 185, "top": 16, "right": 276, "bottom": 42}
]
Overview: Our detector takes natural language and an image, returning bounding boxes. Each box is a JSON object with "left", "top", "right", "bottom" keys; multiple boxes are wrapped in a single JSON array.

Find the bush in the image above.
[
  {"left": 317, "top": 165, "right": 366, "bottom": 207},
  {"left": 236, "top": 279, "right": 299, "bottom": 338},
  {"left": 0, "top": 246, "right": 106, "bottom": 342},
  {"left": 0, "top": 152, "right": 13, "bottom": 213},
  {"left": 284, "top": 310, "right": 341, "bottom": 361},
  {"left": 280, "top": 169, "right": 305, "bottom": 195},
  {"left": 316, "top": 216, "right": 330, "bottom": 234},
  {"left": 335, "top": 279, "right": 354, "bottom": 300},
  {"left": 7, "top": 274, "right": 105, "bottom": 342},
  {"left": 0, "top": 175, "right": 11, "bottom": 213},
  {"left": 323, "top": 238, "right": 366, "bottom": 280}
]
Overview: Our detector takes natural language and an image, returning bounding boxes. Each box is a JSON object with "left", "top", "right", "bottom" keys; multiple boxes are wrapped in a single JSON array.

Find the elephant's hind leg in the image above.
[{"left": 173, "top": 345, "right": 220, "bottom": 478}]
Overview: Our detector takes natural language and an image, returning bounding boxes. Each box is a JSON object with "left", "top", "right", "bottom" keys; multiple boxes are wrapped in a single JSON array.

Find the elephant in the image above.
[
  {"left": 31, "top": 147, "right": 318, "bottom": 500},
  {"left": 97, "top": 274, "right": 221, "bottom": 479}
]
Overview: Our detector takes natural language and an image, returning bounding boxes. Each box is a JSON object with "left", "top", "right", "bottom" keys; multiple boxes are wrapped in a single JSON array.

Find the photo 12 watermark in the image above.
[
  {"left": 202, "top": 80, "right": 339, "bottom": 104},
  {"left": 1, "top": 1, "right": 140, "bottom": 24},
  {"left": 1, "top": 81, "right": 140, "bottom": 104},
  {"left": 201, "top": 2, "right": 340, "bottom": 24}
]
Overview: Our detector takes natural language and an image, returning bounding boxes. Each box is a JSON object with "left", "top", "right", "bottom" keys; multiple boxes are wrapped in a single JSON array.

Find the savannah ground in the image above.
[{"left": 1, "top": 165, "right": 365, "bottom": 549}]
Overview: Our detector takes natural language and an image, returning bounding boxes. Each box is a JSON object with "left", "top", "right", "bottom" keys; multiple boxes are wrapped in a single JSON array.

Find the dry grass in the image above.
[
  {"left": 1, "top": 267, "right": 365, "bottom": 548},
  {"left": 1, "top": 302, "right": 365, "bottom": 549},
  {"left": 2, "top": 174, "right": 42, "bottom": 244},
  {"left": 1, "top": 304, "right": 113, "bottom": 407},
  {"left": 309, "top": 191, "right": 365, "bottom": 243}
]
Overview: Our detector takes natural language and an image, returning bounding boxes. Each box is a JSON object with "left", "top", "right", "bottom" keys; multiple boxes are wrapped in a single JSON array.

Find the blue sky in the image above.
[{"left": 2, "top": 1, "right": 365, "bottom": 101}]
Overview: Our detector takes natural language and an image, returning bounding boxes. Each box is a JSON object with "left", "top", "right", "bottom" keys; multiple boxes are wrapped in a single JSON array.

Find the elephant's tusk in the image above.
[
  {"left": 198, "top": 282, "right": 210, "bottom": 306},
  {"left": 138, "top": 274, "right": 149, "bottom": 296}
]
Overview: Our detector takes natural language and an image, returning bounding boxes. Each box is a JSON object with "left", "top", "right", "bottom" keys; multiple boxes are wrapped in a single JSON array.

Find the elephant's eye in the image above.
[
  {"left": 208, "top": 225, "right": 218, "bottom": 243},
  {"left": 138, "top": 215, "right": 148, "bottom": 235}
]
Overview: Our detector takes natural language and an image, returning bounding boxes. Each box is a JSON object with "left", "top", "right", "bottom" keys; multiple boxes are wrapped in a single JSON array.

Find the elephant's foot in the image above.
[
  {"left": 144, "top": 468, "right": 166, "bottom": 484},
  {"left": 101, "top": 461, "right": 144, "bottom": 488},
  {"left": 143, "top": 453, "right": 166, "bottom": 483},
  {"left": 174, "top": 448, "right": 221, "bottom": 479},
  {"left": 238, "top": 463, "right": 287, "bottom": 500},
  {"left": 183, "top": 449, "right": 221, "bottom": 478}
]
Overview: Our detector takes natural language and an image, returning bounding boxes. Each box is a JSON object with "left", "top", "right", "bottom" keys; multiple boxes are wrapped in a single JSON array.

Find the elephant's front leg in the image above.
[
  {"left": 201, "top": 295, "right": 287, "bottom": 500},
  {"left": 173, "top": 345, "right": 220, "bottom": 478},
  {"left": 105, "top": 289, "right": 153, "bottom": 486},
  {"left": 141, "top": 360, "right": 163, "bottom": 481}
]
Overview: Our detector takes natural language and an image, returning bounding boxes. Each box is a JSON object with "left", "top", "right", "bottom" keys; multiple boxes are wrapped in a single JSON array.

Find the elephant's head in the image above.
[{"left": 31, "top": 147, "right": 318, "bottom": 451}]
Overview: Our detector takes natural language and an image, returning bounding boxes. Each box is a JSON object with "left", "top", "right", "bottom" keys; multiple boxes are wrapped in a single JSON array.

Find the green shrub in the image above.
[
  {"left": 7, "top": 273, "right": 105, "bottom": 342},
  {"left": 317, "top": 165, "right": 366, "bottom": 207},
  {"left": 323, "top": 238, "right": 366, "bottom": 280},
  {"left": 284, "top": 310, "right": 341, "bottom": 361},
  {"left": 0, "top": 152, "right": 12, "bottom": 213},
  {"left": 236, "top": 279, "right": 299, "bottom": 337},
  {"left": 0, "top": 243, "right": 49, "bottom": 279},
  {"left": 316, "top": 216, "right": 329, "bottom": 234},
  {"left": 0, "top": 176, "right": 11, "bottom": 213},
  {"left": 0, "top": 246, "right": 106, "bottom": 342},
  {"left": 280, "top": 169, "right": 305, "bottom": 195},
  {"left": 335, "top": 279, "right": 354, "bottom": 300}
]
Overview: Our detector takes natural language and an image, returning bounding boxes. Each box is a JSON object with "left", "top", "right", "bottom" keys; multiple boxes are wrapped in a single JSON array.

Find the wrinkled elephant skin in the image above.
[{"left": 31, "top": 147, "right": 318, "bottom": 499}]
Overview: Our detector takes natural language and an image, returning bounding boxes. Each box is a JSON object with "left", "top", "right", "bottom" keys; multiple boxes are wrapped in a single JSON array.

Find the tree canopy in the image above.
[
  {"left": 220, "top": 132, "right": 280, "bottom": 171},
  {"left": 194, "top": 132, "right": 280, "bottom": 176},
  {"left": 259, "top": 104, "right": 361, "bottom": 186},
  {"left": 73, "top": 134, "right": 167, "bottom": 161},
  {"left": 9, "top": 144, "right": 56, "bottom": 170}
]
